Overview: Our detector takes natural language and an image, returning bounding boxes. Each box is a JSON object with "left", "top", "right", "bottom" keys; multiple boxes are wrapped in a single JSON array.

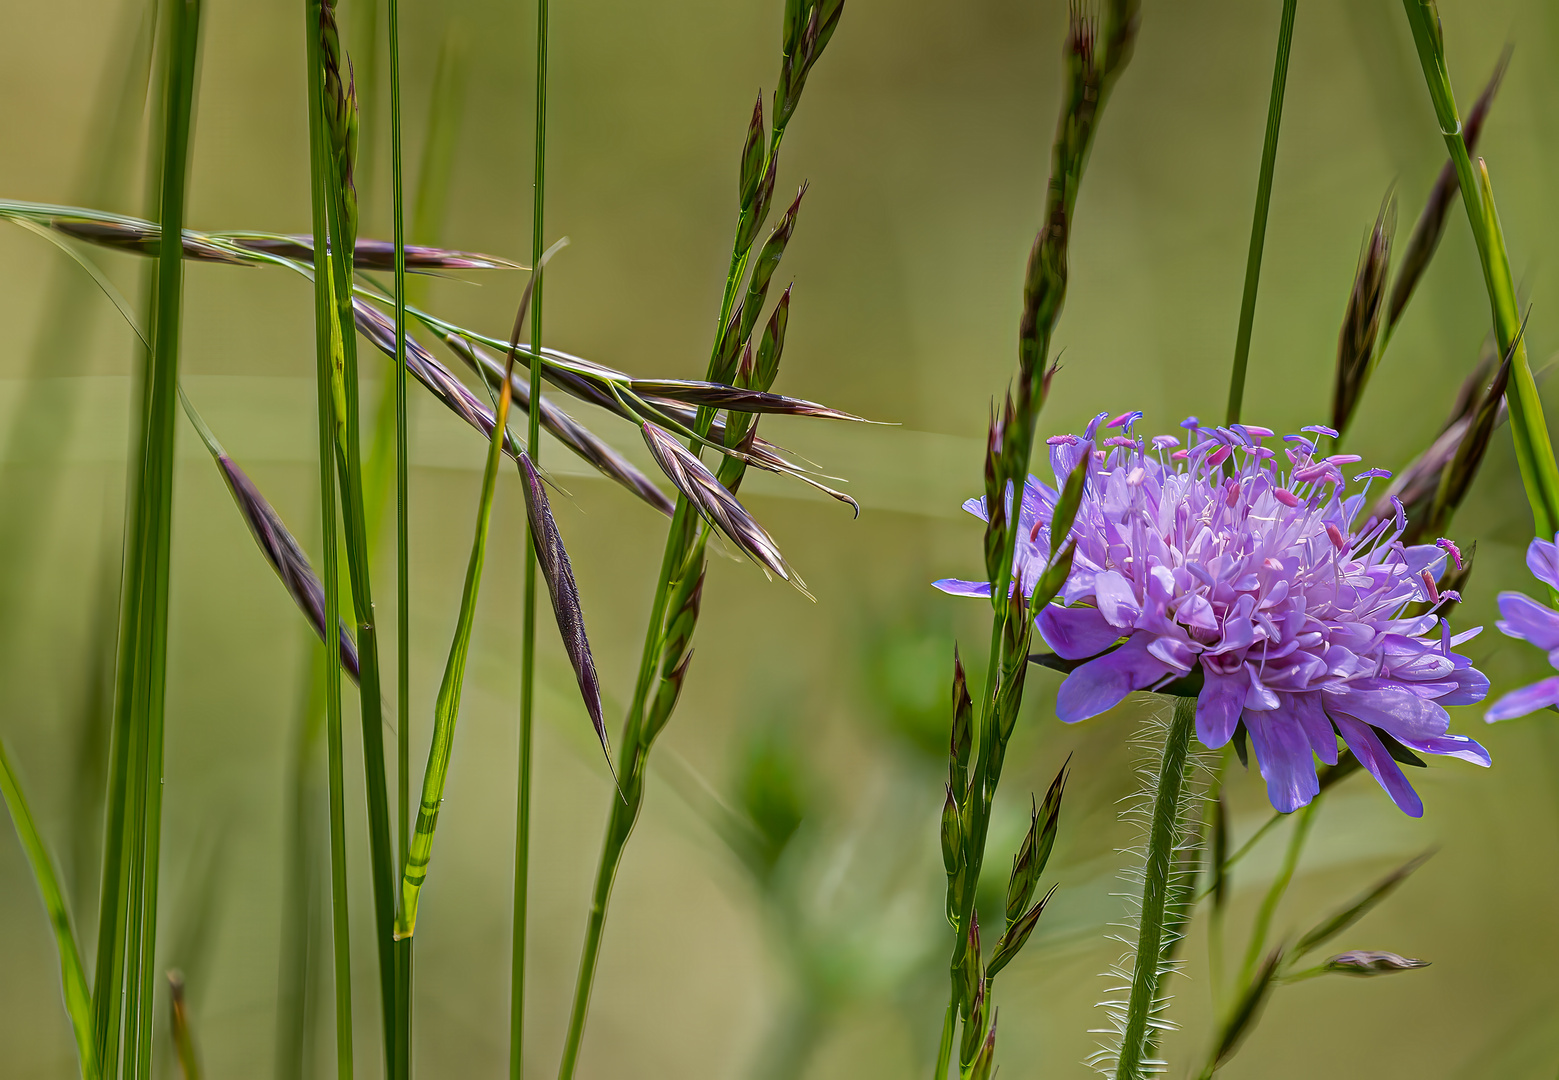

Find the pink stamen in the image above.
[
  {"left": 1421, "top": 570, "right": 1441, "bottom": 603},
  {"left": 1326, "top": 523, "right": 1347, "bottom": 551},
  {"left": 1436, "top": 537, "right": 1463, "bottom": 570},
  {"left": 1274, "top": 488, "right": 1300, "bottom": 507}
]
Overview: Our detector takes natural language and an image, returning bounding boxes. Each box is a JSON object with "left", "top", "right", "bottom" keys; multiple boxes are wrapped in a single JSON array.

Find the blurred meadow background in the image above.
[{"left": 2, "top": 0, "right": 1559, "bottom": 1077}]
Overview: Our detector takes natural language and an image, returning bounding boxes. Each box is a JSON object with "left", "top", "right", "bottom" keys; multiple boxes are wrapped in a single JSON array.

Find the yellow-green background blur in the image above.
[{"left": 2, "top": 0, "right": 1558, "bottom": 1076}]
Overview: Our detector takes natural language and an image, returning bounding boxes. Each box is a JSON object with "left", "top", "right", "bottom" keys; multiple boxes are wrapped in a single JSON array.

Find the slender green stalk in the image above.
[
  {"left": 303, "top": 2, "right": 354, "bottom": 1074},
  {"left": 316, "top": 3, "right": 402, "bottom": 1065},
  {"left": 93, "top": 5, "right": 202, "bottom": 1076},
  {"left": 1225, "top": 0, "right": 1298, "bottom": 427},
  {"left": 1400, "top": 0, "right": 1559, "bottom": 539},
  {"left": 1236, "top": 800, "right": 1316, "bottom": 988},
  {"left": 512, "top": 0, "right": 548, "bottom": 1073},
  {"left": 387, "top": 0, "right": 412, "bottom": 1073},
  {"left": 0, "top": 736, "right": 99, "bottom": 1080},
  {"left": 1115, "top": 696, "right": 1197, "bottom": 1080}
]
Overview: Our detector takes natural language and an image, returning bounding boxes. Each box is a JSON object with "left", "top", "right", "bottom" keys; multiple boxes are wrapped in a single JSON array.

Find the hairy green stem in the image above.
[
  {"left": 1225, "top": 0, "right": 1297, "bottom": 426},
  {"left": 513, "top": 0, "right": 548, "bottom": 1073},
  {"left": 1115, "top": 696, "right": 1196, "bottom": 1080}
]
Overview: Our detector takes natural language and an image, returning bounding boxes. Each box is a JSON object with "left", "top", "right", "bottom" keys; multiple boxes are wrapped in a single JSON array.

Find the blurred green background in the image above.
[{"left": 3, "top": 0, "right": 1559, "bottom": 1076}]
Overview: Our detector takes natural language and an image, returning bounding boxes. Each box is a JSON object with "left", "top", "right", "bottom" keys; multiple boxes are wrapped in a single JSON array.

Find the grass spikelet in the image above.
[
  {"left": 1332, "top": 195, "right": 1396, "bottom": 438},
  {"left": 640, "top": 421, "right": 804, "bottom": 591}
]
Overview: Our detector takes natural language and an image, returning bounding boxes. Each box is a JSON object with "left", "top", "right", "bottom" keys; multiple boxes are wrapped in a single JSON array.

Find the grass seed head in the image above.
[
  {"left": 1324, "top": 950, "right": 1430, "bottom": 977},
  {"left": 1332, "top": 195, "right": 1396, "bottom": 434},
  {"left": 739, "top": 93, "right": 766, "bottom": 210},
  {"left": 519, "top": 453, "right": 610, "bottom": 768}
]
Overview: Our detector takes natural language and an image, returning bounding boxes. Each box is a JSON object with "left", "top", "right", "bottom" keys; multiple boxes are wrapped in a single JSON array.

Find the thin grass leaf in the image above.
[
  {"left": 640, "top": 421, "right": 802, "bottom": 589},
  {"left": 0, "top": 736, "right": 99, "bottom": 1080},
  {"left": 400, "top": 246, "right": 557, "bottom": 939},
  {"left": 518, "top": 455, "right": 609, "bottom": 766},
  {"left": 1292, "top": 849, "right": 1434, "bottom": 959}
]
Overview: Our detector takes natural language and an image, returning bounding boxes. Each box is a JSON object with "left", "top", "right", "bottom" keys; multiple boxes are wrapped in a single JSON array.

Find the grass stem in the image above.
[
  {"left": 1225, "top": 0, "right": 1298, "bottom": 427},
  {"left": 512, "top": 0, "right": 549, "bottom": 1073}
]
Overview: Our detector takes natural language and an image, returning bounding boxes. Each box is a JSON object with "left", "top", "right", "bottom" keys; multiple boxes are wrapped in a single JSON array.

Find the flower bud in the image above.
[
  {"left": 739, "top": 93, "right": 766, "bottom": 211},
  {"left": 941, "top": 785, "right": 962, "bottom": 875},
  {"left": 1324, "top": 950, "right": 1429, "bottom": 976}
]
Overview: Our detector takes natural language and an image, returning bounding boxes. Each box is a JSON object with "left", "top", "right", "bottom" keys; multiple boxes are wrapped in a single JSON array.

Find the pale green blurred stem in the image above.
[
  {"left": 1236, "top": 800, "right": 1316, "bottom": 988},
  {"left": 1115, "top": 696, "right": 1196, "bottom": 1080},
  {"left": 1225, "top": 0, "right": 1298, "bottom": 427},
  {"left": 1401, "top": 0, "right": 1559, "bottom": 539}
]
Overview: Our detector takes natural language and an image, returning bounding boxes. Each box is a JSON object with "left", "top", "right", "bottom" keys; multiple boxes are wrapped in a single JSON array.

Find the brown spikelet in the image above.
[
  {"left": 518, "top": 453, "right": 610, "bottom": 766},
  {"left": 440, "top": 332, "right": 674, "bottom": 516},
  {"left": 1331, "top": 196, "right": 1396, "bottom": 435},
  {"left": 216, "top": 454, "right": 360, "bottom": 683},
  {"left": 639, "top": 421, "right": 802, "bottom": 589}
]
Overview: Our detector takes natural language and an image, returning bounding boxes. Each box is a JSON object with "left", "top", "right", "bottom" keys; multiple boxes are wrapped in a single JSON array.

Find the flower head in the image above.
[
  {"left": 935, "top": 413, "right": 1491, "bottom": 817},
  {"left": 1485, "top": 533, "right": 1559, "bottom": 723}
]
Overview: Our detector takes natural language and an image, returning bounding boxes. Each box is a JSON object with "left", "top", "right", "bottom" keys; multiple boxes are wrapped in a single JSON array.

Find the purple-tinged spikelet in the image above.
[{"left": 937, "top": 413, "right": 1491, "bottom": 816}]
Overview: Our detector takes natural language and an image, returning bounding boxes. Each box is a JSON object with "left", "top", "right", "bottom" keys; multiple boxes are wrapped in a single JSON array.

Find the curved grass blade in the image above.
[
  {"left": 0, "top": 736, "right": 99, "bottom": 1080},
  {"left": 398, "top": 245, "right": 558, "bottom": 939},
  {"left": 1292, "top": 849, "right": 1433, "bottom": 960}
]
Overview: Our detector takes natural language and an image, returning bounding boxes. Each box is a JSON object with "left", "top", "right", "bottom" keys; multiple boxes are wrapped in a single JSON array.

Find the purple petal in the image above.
[
  {"left": 934, "top": 577, "right": 992, "bottom": 598},
  {"left": 1093, "top": 569, "right": 1142, "bottom": 627},
  {"left": 1196, "top": 666, "right": 1248, "bottom": 748},
  {"left": 1037, "top": 604, "right": 1122, "bottom": 661},
  {"left": 1396, "top": 732, "right": 1491, "bottom": 766},
  {"left": 1291, "top": 691, "right": 1339, "bottom": 765},
  {"left": 1333, "top": 714, "right": 1424, "bottom": 818},
  {"left": 1485, "top": 676, "right": 1559, "bottom": 723},
  {"left": 1325, "top": 682, "right": 1450, "bottom": 743},
  {"left": 1245, "top": 707, "right": 1321, "bottom": 813},
  {"left": 1527, "top": 535, "right": 1559, "bottom": 591},
  {"left": 1495, "top": 592, "right": 1559, "bottom": 651},
  {"left": 1055, "top": 632, "right": 1176, "bottom": 724}
]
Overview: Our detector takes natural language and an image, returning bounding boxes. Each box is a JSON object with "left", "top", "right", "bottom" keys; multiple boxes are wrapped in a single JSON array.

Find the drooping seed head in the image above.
[{"left": 1324, "top": 950, "right": 1430, "bottom": 976}]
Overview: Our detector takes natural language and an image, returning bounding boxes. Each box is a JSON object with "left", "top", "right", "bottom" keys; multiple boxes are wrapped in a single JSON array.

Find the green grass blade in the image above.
[
  {"left": 116, "top": 3, "right": 204, "bottom": 1076},
  {"left": 303, "top": 1, "right": 354, "bottom": 1075},
  {"left": 513, "top": 0, "right": 549, "bottom": 1072},
  {"left": 1225, "top": 0, "right": 1298, "bottom": 427},
  {"left": 399, "top": 325, "right": 521, "bottom": 941},
  {"left": 1400, "top": 0, "right": 1559, "bottom": 539},
  {"left": 0, "top": 736, "right": 100, "bottom": 1080}
]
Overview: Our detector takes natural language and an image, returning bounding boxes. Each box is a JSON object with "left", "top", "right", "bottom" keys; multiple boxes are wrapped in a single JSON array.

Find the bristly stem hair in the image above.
[
  {"left": 513, "top": 0, "right": 549, "bottom": 1073},
  {"left": 1225, "top": 0, "right": 1297, "bottom": 427}
]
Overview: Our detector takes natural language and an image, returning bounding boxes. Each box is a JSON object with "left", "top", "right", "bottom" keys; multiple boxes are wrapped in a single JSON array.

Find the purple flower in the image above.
[
  {"left": 1485, "top": 533, "right": 1559, "bottom": 722},
  {"left": 935, "top": 413, "right": 1491, "bottom": 817}
]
